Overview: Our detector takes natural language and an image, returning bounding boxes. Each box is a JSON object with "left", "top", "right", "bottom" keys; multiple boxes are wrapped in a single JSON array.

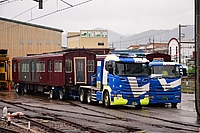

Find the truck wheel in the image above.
[
  {"left": 58, "top": 90, "right": 64, "bottom": 100},
  {"left": 171, "top": 103, "right": 177, "bottom": 108},
  {"left": 87, "top": 90, "right": 99, "bottom": 105},
  {"left": 87, "top": 90, "right": 92, "bottom": 104},
  {"left": 50, "top": 90, "right": 58, "bottom": 100},
  {"left": 80, "top": 89, "right": 87, "bottom": 103},
  {"left": 104, "top": 91, "right": 110, "bottom": 108},
  {"left": 16, "top": 85, "right": 22, "bottom": 94}
]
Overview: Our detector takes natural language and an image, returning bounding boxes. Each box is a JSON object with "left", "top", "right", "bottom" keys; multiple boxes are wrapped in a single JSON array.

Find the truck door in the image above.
[{"left": 74, "top": 57, "right": 86, "bottom": 84}]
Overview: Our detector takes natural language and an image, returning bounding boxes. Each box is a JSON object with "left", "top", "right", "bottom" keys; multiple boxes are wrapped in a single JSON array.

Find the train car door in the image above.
[
  {"left": 74, "top": 57, "right": 86, "bottom": 84},
  {"left": 30, "top": 61, "right": 34, "bottom": 81},
  {"left": 47, "top": 60, "right": 52, "bottom": 83}
]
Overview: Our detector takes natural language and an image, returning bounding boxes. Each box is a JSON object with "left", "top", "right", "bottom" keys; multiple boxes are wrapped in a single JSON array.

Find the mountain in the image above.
[{"left": 107, "top": 26, "right": 194, "bottom": 50}]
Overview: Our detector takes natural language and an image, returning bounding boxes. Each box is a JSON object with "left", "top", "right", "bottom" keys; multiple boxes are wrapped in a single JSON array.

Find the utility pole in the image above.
[{"left": 195, "top": 0, "right": 200, "bottom": 119}]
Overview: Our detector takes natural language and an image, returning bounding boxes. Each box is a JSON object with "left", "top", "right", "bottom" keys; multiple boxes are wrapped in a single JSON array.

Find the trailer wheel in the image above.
[
  {"left": 80, "top": 89, "right": 87, "bottom": 103},
  {"left": 103, "top": 91, "right": 110, "bottom": 108},
  {"left": 16, "top": 85, "right": 22, "bottom": 94},
  {"left": 50, "top": 90, "right": 58, "bottom": 100},
  {"left": 58, "top": 90, "right": 64, "bottom": 100}
]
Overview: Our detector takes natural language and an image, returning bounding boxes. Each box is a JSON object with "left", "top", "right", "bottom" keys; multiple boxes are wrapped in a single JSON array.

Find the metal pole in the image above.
[
  {"left": 179, "top": 24, "right": 181, "bottom": 63},
  {"left": 195, "top": 0, "right": 200, "bottom": 119}
]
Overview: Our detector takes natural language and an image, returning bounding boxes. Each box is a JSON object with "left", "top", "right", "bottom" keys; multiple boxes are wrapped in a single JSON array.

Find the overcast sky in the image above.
[{"left": 0, "top": 0, "right": 194, "bottom": 35}]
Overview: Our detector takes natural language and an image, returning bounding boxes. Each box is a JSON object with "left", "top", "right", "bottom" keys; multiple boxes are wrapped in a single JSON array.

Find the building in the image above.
[
  {"left": 127, "top": 43, "right": 168, "bottom": 54},
  {"left": 0, "top": 17, "right": 63, "bottom": 80},
  {"left": 67, "top": 30, "right": 112, "bottom": 54}
]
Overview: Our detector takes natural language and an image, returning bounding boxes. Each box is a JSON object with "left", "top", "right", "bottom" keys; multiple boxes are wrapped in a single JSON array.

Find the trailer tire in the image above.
[
  {"left": 16, "top": 85, "right": 22, "bottom": 94},
  {"left": 50, "top": 90, "right": 58, "bottom": 100},
  {"left": 103, "top": 91, "right": 110, "bottom": 108},
  {"left": 80, "top": 89, "right": 87, "bottom": 103}
]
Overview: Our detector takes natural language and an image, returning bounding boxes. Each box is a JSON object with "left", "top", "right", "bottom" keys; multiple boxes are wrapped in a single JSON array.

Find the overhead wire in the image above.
[
  {"left": 0, "top": 0, "right": 19, "bottom": 5},
  {"left": 0, "top": 0, "right": 92, "bottom": 32}
]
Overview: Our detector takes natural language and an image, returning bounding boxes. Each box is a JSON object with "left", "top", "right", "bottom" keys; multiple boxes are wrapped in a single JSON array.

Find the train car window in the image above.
[
  {"left": 54, "top": 60, "right": 62, "bottom": 72},
  {"left": 26, "top": 63, "right": 29, "bottom": 72},
  {"left": 31, "top": 61, "right": 34, "bottom": 72},
  {"left": 40, "top": 62, "right": 45, "bottom": 72},
  {"left": 36, "top": 62, "right": 40, "bottom": 72},
  {"left": 13, "top": 63, "right": 16, "bottom": 72},
  {"left": 0, "top": 63, "right": 4, "bottom": 67},
  {"left": 59, "top": 61, "right": 62, "bottom": 72},
  {"left": 48, "top": 60, "right": 52, "bottom": 72},
  {"left": 18, "top": 62, "right": 20, "bottom": 72},
  {"left": 88, "top": 60, "right": 94, "bottom": 72},
  {"left": 65, "top": 60, "right": 72, "bottom": 73},
  {"left": 22, "top": 63, "right": 25, "bottom": 72}
]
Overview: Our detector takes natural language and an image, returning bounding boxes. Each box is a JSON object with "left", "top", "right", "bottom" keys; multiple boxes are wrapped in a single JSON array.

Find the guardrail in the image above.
[{"left": 181, "top": 76, "right": 195, "bottom": 94}]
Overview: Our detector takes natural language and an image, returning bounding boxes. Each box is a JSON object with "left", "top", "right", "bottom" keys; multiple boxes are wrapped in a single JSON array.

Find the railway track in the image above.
[{"left": 0, "top": 92, "right": 199, "bottom": 133}]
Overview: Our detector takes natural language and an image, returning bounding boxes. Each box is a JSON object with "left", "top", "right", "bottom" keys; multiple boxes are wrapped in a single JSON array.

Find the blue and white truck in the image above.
[
  {"left": 80, "top": 53, "right": 150, "bottom": 108},
  {"left": 146, "top": 52, "right": 186, "bottom": 108}
]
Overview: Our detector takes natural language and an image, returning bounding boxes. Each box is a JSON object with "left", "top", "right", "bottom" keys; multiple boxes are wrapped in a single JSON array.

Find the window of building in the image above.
[
  {"left": 88, "top": 60, "right": 94, "bottom": 72},
  {"left": 46, "top": 40, "right": 50, "bottom": 45},
  {"left": 37, "top": 40, "right": 42, "bottom": 45},
  {"left": 65, "top": 60, "right": 72, "bottom": 73},
  {"left": 28, "top": 39, "right": 32, "bottom": 45},
  {"left": 98, "top": 42, "right": 104, "bottom": 46}
]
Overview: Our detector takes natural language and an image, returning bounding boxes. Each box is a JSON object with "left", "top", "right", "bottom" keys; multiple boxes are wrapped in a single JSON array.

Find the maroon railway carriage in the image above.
[{"left": 12, "top": 49, "right": 96, "bottom": 100}]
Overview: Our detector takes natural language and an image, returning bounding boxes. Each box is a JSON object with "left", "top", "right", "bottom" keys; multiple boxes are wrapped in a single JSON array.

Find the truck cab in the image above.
[
  {"left": 81, "top": 53, "right": 150, "bottom": 108},
  {"left": 146, "top": 52, "right": 186, "bottom": 108}
]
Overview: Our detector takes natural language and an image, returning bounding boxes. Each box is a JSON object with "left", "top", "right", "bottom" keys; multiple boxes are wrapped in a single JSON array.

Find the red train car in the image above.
[{"left": 12, "top": 49, "right": 96, "bottom": 100}]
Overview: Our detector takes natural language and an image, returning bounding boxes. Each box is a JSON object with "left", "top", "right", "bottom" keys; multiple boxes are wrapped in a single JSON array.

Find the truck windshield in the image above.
[
  {"left": 115, "top": 62, "right": 149, "bottom": 76},
  {"left": 151, "top": 65, "right": 181, "bottom": 78}
]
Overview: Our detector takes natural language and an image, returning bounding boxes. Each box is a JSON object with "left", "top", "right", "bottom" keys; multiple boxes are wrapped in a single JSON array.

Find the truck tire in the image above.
[
  {"left": 80, "top": 89, "right": 87, "bottom": 103},
  {"left": 87, "top": 90, "right": 98, "bottom": 105},
  {"left": 171, "top": 103, "right": 177, "bottom": 108},
  {"left": 104, "top": 91, "right": 110, "bottom": 108}
]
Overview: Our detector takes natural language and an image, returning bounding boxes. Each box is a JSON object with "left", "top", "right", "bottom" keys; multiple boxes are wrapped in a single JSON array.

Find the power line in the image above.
[
  {"left": 0, "top": 0, "right": 92, "bottom": 32},
  {"left": 0, "top": 0, "right": 19, "bottom": 5}
]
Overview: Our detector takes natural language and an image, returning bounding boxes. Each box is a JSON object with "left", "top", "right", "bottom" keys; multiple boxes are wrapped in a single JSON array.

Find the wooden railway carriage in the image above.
[{"left": 12, "top": 49, "right": 96, "bottom": 100}]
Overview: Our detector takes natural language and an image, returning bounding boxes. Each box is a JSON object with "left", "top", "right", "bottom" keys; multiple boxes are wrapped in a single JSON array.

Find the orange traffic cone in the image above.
[{"left": 8, "top": 84, "right": 11, "bottom": 91}]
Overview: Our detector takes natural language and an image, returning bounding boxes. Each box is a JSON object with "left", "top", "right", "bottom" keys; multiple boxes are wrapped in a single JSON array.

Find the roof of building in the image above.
[{"left": 0, "top": 17, "right": 63, "bottom": 32}]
